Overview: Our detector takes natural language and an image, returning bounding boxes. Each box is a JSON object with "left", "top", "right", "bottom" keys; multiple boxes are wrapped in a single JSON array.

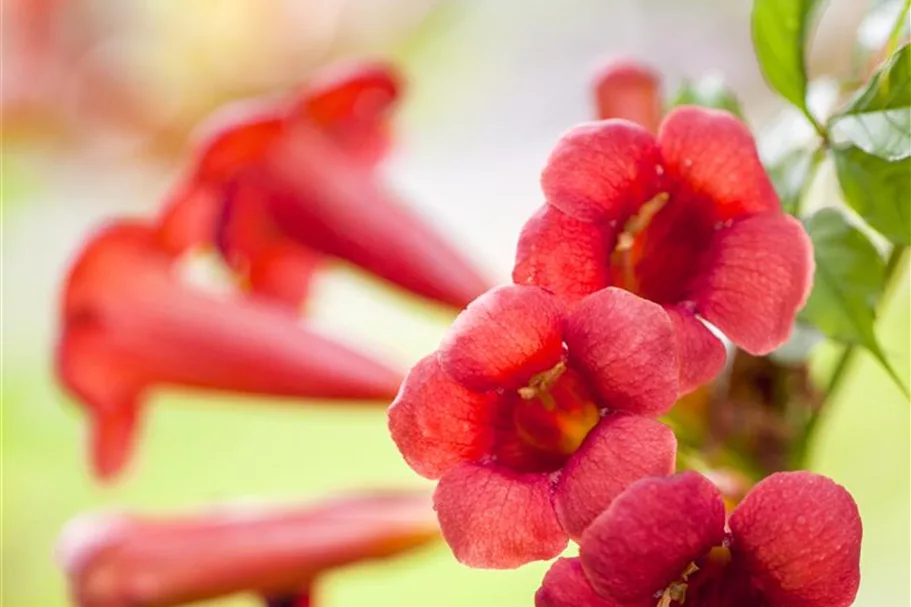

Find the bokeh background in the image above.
[{"left": 3, "top": 0, "right": 909, "bottom": 606}]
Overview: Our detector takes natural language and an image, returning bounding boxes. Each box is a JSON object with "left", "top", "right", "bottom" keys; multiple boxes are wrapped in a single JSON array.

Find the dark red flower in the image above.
[
  {"left": 388, "top": 284, "right": 679, "bottom": 568},
  {"left": 592, "top": 58, "right": 663, "bottom": 133},
  {"left": 514, "top": 107, "right": 813, "bottom": 393},
  {"left": 56, "top": 220, "right": 403, "bottom": 480},
  {"left": 57, "top": 491, "right": 438, "bottom": 607},
  {"left": 157, "top": 60, "right": 490, "bottom": 310},
  {"left": 536, "top": 471, "right": 862, "bottom": 607}
]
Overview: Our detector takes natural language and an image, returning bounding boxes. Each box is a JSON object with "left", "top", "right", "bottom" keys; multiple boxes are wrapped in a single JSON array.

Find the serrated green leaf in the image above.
[
  {"left": 800, "top": 209, "right": 908, "bottom": 394},
  {"left": 833, "top": 145, "right": 911, "bottom": 244},
  {"left": 830, "top": 44, "right": 911, "bottom": 160},
  {"left": 766, "top": 147, "right": 820, "bottom": 215},
  {"left": 751, "top": 0, "right": 823, "bottom": 115},
  {"left": 670, "top": 76, "right": 746, "bottom": 119}
]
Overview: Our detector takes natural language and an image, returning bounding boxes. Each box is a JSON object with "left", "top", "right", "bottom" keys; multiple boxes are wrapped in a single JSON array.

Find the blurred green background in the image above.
[{"left": 3, "top": 1, "right": 908, "bottom": 606}]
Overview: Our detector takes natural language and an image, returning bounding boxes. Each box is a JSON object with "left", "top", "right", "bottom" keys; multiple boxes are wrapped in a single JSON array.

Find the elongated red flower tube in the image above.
[
  {"left": 536, "top": 471, "right": 862, "bottom": 607},
  {"left": 56, "top": 220, "right": 403, "bottom": 480},
  {"left": 592, "top": 58, "right": 663, "bottom": 133},
  {"left": 58, "top": 491, "right": 439, "bottom": 607},
  {"left": 388, "top": 284, "right": 679, "bottom": 569},
  {"left": 514, "top": 107, "right": 813, "bottom": 393},
  {"left": 157, "top": 60, "right": 490, "bottom": 310}
]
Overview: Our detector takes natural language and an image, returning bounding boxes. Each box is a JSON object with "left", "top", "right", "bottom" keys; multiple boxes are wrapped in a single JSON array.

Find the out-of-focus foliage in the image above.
[
  {"left": 669, "top": 75, "right": 746, "bottom": 118},
  {"left": 833, "top": 145, "right": 911, "bottom": 244},
  {"left": 830, "top": 44, "right": 910, "bottom": 160},
  {"left": 751, "top": 0, "right": 823, "bottom": 121}
]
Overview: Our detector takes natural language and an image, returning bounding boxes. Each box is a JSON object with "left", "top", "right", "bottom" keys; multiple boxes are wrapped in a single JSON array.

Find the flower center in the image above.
[
  {"left": 512, "top": 362, "right": 601, "bottom": 459},
  {"left": 610, "top": 192, "right": 669, "bottom": 294},
  {"left": 657, "top": 545, "right": 732, "bottom": 606}
]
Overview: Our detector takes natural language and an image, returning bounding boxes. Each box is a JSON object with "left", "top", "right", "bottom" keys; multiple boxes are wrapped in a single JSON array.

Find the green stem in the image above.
[{"left": 796, "top": 246, "right": 908, "bottom": 465}]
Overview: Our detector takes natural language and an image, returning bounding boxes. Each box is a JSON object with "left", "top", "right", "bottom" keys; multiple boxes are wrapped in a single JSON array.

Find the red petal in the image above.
[
  {"left": 657, "top": 106, "right": 779, "bottom": 220},
  {"left": 58, "top": 222, "right": 403, "bottom": 478},
  {"left": 191, "top": 100, "right": 286, "bottom": 183},
  {"left": 218, "top": 178, "right": 323, "bottom": 309},
  {"left": 692, "top": 213, "right": 813, "bottom": 354},
  {"left": 592, "top": 58, "right": 663, "bottom": 133},
  {"left": 729, "top": 472, "right": 862, "bottom": 607},
  {"left": 433, "top": 463, "right": 567, "bottom": 568},
  {"left": 90, "top": 400, "right": 141, "bottom": 482},
  {"left": 438, "top": 284, "right": 565, "bottom": 392},
  {"left": 666, "top": 306, "right": 726, "bottom": 394},
  {"left": 540, "top": 120, "right": 664, "bottom": 223},
  {"left": 513, "top": 204, "right": 612, "bottom": 303},
  {"left": 580, "top": 471, "right": 726, "bottom": 604},
  {"left": 244, "top": 242, "right": 321, "bottom": 309},
  {"left": 155, "top": 180, "right": 221, "bottom": 256},
  {"left": 293, "top": 61, "right": 402, "bottom": 166},
  {"left": 554, "top": 415, "right": 677, "bottom": 540},
  {"left": 58, "top": 491, "right": 438, "bottom": 607},
  {"left": 263, "top": 125, "right": 491, "bottom": 309},
  {"left": 564, "top": 288, "right": 678, "bottom": 416},
  {"left": 536, "top": 558, "right": 632, "bottom": 607},
  {"left": 388, "top": 355, "right": 497, "bottom": 479}
]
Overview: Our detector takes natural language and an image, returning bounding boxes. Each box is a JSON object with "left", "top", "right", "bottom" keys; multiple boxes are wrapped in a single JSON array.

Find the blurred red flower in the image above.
[
  {"left": 388, "top": 284, "right": 679, "bottom": 568},
  {"left": 158, "top": 60, "right": 491, "bottom": 310},
  {"left": 591, "top": 58, "right": 663, "bottom": 133},
  {"left": 56, "top": 220, "right": 403, "bottom": 480},
  {"left": 536, "top": 471, "right": 861, "bottom": 607},
  {"left": 514, "top": 106, "right": 813, "bottom": 393},
  {"left": 58, "top": 491, "right": 439, "bottom": 607}
]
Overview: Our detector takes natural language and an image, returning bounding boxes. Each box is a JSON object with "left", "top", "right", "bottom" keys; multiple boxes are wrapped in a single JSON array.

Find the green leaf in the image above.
[
  {"left": 766, "top": 147, "right": 820, "bottom": 215},
  {"left": 833, "top": 145, "right": 911, "bottom": 244},
  {"left": 670, "top": 76, "right": 746, "bottom": 119},
  {"left": 800, "top": 209, "right": 908, "bottom": 394},
  {"left": 829, "top": 44, "right": 911, "bottom": 160},
  {"left": 751, "top": 0, "right": 824, "bottom": 115}
]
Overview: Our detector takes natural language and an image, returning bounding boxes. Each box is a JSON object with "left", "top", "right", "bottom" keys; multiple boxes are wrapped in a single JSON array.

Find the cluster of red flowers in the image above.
[
  {"left": 389, "top": 60, "right": 862, "bottom": 607},
  {"left": 56, "top": 60, "right": 491, "bottom": 481},
  {"left": 54, "top": 57, "right": 863, "bottom": 607}
]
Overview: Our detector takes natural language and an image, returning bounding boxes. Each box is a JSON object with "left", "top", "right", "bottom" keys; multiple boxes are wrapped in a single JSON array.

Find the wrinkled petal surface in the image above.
[
  {"left": 438, "top": 285, "right": 565, "bottom": 392},
  {"left": 536, "top": 558, "right": 631, "bottom": 607},
  {"left": 592, "top": 58, "right": 663, "bottom": 133},
  {"left": 666, "top": 306, "right": 727, "bottom": 393},
  {"left": 580, "top": 471, "right": 726, "bottom": 604},
  {"left": 541, "top": 120, "right": 664, "bottom": 223},
  {"left": 729, "top": 471, "right": 862, "bottom": 607},
  {"left": 554, "top": 415, "right": 677, "bottom": 540},
  {"left": 692, "top": 213, "right": 813, "bottom": 355},
  {"left": 658, "top": 106, "right": 780, "bottom": 220},
  {"left": 434, "top": 463, "right": 567, "bottom": 568},
  {"left": 513, "top": 204, "right": 612, "bottom": 303},
  {"left": 388, "top": 355, "right": 497, "bottom": 479},
  {"left": 564, "top": 288, "right": 678, "bottom": 415}
]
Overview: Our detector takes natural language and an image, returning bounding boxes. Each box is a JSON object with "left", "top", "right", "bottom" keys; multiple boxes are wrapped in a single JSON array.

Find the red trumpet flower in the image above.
[
  {"left": 56, "top": 220, "right": 403, "bottom": 480},
  {"left": 592, "top": 58, "right": 663, "bottom": 134},
  {"left": 157, "top": 60, "right": 490, "bottom": 310},
  {"left": 514, "top": 106, "right": 813, "bottom": 393},
  {"left": 388, "top": 284, "right": 678, "bottom": 569},
  {"left": 536, "top": 471, "right": 861, "bottom": 607},
  {"left": 58, "top": 491, "right": 439, "bottom": 607}
]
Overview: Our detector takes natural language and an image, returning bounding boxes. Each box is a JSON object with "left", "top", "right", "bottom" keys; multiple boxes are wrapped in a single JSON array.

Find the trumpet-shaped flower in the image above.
[
  {"left": 56, "top": 221, "right": 403, "bottom": 480},
  {"left": 536, "top": 471, "right": 861, "bottom": 607},
  {"left": 58, "top": 491, "right": 438, "bottom": 607},
  {"left": 389, "top": 284, "right": 679, "bottom": 568},
  {"left": 514, "top": 107, "right": 813, "bottom": 392},
  {"left": 157, "top": 60, "right": 490, "bottom": 310}
]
